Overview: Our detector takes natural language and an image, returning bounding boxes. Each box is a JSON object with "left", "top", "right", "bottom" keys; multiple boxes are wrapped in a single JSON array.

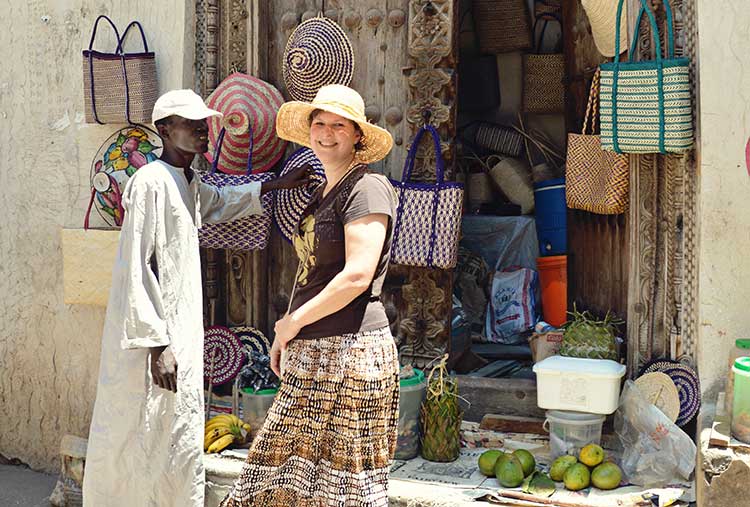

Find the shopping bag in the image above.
[
  {"left": 61, "top": 228, "right": 120, "bottom": 306},
  {"left": 82, "top": 16, "right": 158, "bottom": 124},
  {"left": 599, "top": 0, "right": 693, "bottom": 153},
  {"left": 390, "top": 126, "right": 464, "bottom": 270},
  {"left": 566, "top": 69, "right": 629, "bottom": 214},
  {"left": 198, "top": 127, "right": 275, "bottom": 251}
]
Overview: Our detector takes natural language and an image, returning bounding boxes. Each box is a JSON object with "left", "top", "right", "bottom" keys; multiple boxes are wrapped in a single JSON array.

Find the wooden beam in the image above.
[
  {"left": 480, "top": 414, "right": 546, "bottom": 434},
  {"left": 457, "top": 377, "right": 544, "bottom": 422}
]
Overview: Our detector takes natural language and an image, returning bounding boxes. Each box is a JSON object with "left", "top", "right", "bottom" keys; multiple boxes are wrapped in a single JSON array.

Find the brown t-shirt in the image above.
[{"left": 289, "top": 164, "right": 398, "bottom": 339}]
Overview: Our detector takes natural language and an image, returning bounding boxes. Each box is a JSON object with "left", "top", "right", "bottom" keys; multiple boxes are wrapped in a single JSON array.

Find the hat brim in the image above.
[
  {"left": 275, "top": 101, "right": 393, "bottom": 165},
  {"left": 153, "top": 106, "right": 223, "bottom": 125}
]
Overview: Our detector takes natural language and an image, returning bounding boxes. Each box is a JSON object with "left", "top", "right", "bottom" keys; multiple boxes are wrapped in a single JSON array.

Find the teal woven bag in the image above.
[{"left": 599, "top": 0, "right": 693, "bottom": 154}]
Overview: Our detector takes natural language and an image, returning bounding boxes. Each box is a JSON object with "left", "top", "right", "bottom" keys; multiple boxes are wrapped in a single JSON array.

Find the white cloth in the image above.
[{"left": 82, "top": 160, "right": 263, "bottom": 507}]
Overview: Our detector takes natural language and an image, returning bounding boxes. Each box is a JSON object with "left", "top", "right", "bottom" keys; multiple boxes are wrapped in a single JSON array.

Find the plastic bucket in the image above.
[
  {"left": 536, "top": 255, "right": 567, "bottom": 327},
  {"left": 543, "top": 410, "right": 605, "bottom": 459},
  {"left": 394, "top": 368, "right": 426, "bottom": 460},
  {"left": 732, "top": 357, "right": 750, "bottom": 443},
  {"left": 240, "top": 387, "right": 278, "bottom": 439},
  {"left": 534, "top": 178, "right": 567, "bottom": 256}
]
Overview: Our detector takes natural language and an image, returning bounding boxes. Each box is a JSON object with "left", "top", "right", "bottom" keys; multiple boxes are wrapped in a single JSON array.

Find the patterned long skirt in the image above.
[{"left": 220, "top": 327, "right": 400, "bottom": 507}]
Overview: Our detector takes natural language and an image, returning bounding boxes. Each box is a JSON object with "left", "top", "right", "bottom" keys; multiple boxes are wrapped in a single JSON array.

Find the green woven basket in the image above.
[{"left": 599, "top": 0, "right": 693, "bottom": 154}]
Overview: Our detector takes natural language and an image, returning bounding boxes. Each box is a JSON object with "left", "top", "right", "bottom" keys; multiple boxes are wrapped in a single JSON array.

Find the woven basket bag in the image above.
[
  {"left": 473, "top": 0, "right": 532, "bottom": 54},
  {"left": 198, "top": 127, "right": 275, "bottom": 251},
  {"left": 566, "top": 69, "right": 629, "bottom": 214},
  {"left": 523, "top": 15, "right": 565, "bottom": 114},
  {"left": 390, "top": 126, "right": 464, "bottom": 270},
  {"left": 599, "top": 0, "right": 693, "bottom": 154},
  {"left": 82, "top": 16, "right": 158, "bottom": 124}
]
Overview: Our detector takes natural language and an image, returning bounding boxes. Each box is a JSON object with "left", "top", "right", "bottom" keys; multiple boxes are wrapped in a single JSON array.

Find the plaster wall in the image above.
[
  {"left": 696, "top": 0, "right": 750, "bottom": 398},
  {"left": 0, "top": 0, "right": 194, "bottom": 472}
]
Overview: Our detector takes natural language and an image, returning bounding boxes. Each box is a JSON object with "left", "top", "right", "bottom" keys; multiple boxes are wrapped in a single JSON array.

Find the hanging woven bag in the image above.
[
  {"left": 599, "top": 0, "right": 693, "bottom": 154},
  {"left": 566, "top": 69, "right": 629, "bottom": 214}
]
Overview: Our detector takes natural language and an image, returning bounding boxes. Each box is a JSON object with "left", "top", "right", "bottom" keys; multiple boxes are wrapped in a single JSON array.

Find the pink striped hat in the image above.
[{"left": 204, "top": 73, "right": 288, "bottom": 174}]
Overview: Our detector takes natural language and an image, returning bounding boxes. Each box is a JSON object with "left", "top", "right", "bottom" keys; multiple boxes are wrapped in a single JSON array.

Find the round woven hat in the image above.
[
  {"left": 581, "top": 0, "right": 629, "bottom": 57},
  {"left": 283, "top": 16, "right": 354, "bottom": 102},
  {"left": 204, "top": 326, "right": 246, "bottom": 385},
  {"left": 634, "top": 372, "right": 681, "bottom": 423},
  {"left": 273, "top": 147, "right": 326, "bottom": 243},
  {"left": 204, "top": 73, "right": 288, "bottom": 175},
  {"left": 641, "top": 359, "right": 701, "bottom": 427},
  {"left": 276, "top": 84, "right": 394, "bottom": 165}
]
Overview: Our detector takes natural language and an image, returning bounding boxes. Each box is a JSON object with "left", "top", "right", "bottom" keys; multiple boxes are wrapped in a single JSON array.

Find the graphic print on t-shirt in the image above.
[{"left": 293, "top": 214, "right": 316, "bottom": 286}]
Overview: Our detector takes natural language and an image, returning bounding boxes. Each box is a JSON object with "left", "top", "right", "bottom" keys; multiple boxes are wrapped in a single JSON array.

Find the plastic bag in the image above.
[
  {"left": 614, "top": 380, "right": 696, "bottom": 487},
  {"left": 485, "top": 267, "right": 539, "bottom": 343}
]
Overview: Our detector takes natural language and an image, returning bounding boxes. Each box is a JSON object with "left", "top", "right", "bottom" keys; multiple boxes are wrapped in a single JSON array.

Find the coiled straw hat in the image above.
[{"left": 581, "top": 0, "right": 628, "bottom": 57}]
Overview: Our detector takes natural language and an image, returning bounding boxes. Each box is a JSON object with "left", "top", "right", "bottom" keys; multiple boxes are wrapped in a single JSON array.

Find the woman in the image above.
[{"left": 220, "top": 84, "right": 400, "bottom": 507}]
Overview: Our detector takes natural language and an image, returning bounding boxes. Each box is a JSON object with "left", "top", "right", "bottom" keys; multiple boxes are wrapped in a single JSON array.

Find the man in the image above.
[{"left": 82, "top": 89, "right": 308, "bottom": 507}]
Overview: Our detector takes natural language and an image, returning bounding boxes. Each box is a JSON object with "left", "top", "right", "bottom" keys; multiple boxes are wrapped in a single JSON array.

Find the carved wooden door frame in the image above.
[{"left": 625, "top": 0, "right": 699, "bottom": 377}]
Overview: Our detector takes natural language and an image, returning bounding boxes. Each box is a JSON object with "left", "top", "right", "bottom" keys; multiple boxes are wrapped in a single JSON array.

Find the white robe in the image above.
[{"left": 82, "top": 160, "right": 263, "bottom": 507}]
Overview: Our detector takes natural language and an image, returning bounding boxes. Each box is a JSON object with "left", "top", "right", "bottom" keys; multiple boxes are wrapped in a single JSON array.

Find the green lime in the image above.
[
  {"left": 591, "top": 462, "right": 622, "bottom": 490},
  {"left": 512, "top": 449, "right": 536, "bottom": 477},
  {"left": 563, "top": 463, "right": 591, "bottom": 491},
  {"left": 549, "top": 455, "right": 578, "bottom": 482},
  {"left": 478, "top": 450, "right": 504, "bottom": 477},
  {"left": 495, "top": 454, "right": 525, "bottom": 488}
]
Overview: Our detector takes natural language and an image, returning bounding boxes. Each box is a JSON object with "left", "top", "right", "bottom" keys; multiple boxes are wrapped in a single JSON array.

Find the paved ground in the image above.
[{"left": 0, "top": 464, "right": 56, "bottom": 507}]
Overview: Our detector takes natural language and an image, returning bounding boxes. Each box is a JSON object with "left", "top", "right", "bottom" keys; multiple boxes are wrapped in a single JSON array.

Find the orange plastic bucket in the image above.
[{"left": 536, "top": 255, "right": 568, "bottom": 327}]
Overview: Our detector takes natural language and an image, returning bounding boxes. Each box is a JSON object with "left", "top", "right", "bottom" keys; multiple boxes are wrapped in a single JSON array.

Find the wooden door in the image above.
[{"left": 196, "top": 0, "right": 460, "bottom": 369}]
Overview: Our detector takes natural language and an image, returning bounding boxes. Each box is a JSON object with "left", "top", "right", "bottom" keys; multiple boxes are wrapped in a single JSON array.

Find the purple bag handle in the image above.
[
  {"left": 402, "top": 124, "right": 445, "bottom": 184},
  {"left": 394, "top": 125, "right": 448, "bottom": 267},
  {"left": 210, "top": 126, "right": 254, "bottom": 175},
  {"left": 86, "top": 15, "right": 140, "bottom": 125},
  {"left": 117, "top": 21, "right": 149, "bottom": 54}
]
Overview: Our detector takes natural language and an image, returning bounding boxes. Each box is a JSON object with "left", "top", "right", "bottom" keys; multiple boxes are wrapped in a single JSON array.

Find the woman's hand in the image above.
[
  {"left": 274, "top": 313, "right": 302, "bottom": 347},
  {"left": 270, "top": 338, "right": 283, "bottom": 378}
]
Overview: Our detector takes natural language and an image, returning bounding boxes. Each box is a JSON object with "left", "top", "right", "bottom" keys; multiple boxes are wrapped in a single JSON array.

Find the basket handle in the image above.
[
  {"left": 88, "top": 15, "right": 121, "bottom": 53},
  {"left": 402, "top": 125, "right": 445, "bottom": 183},
  {"left": 581, "top": 69, "right": 601, "bottom": 135},
  {"left": 611, "top": 0, "right": 673, "bottom": 154},
  {"left": 532, "top": 12, "right": 561, "bottom": 55},
  {"left": 117, "top": 20, "right": 149, "bottom": 53},
  {"left": 87, "top": 15, "right": 128, "bottom": 125},
  {"left": 210, "top": 125, "right": 254, "bottom": 176}
]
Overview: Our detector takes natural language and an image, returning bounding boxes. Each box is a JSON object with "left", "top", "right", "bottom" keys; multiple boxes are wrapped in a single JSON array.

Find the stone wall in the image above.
[
  {"left": 696, "top": 0, "right": 750, "bottom": 398},
  {"left": 0, "top": 0, "right": 194, "bottom": 472}
]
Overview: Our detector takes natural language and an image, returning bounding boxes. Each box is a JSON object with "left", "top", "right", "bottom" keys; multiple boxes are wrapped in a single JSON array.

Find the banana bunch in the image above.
[{"left": 204, "top": 414, "right": 251, "bottom": 453}]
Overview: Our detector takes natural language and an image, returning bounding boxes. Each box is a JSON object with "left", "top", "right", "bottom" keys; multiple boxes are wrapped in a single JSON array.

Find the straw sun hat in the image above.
[
  {"left": 581, "top": 0, "right": 628, "bottom": 57},
  {"left": 275, "top": 84, "right": 394, "bottom": 165}
]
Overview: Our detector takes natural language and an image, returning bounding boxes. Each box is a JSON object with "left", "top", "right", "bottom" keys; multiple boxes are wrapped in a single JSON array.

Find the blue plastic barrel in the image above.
[{"left": 534, "top": 178, "right": 567, "bottom": 256}]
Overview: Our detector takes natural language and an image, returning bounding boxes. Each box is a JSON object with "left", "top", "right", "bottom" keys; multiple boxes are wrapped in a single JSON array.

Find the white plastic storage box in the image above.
[{"left": 532, "top": 355, "right": 626, "bottom": 414}]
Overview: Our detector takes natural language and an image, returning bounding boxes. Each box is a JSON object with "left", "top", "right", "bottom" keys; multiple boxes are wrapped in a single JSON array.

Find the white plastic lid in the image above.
[{"left": 532, "top": 355, "right": 626, "bottom": 379}]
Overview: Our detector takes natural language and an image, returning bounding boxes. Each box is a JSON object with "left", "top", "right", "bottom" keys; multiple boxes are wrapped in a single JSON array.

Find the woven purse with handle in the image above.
[
  {"left": 82, "top": 16, "right": 158, "bottom": 124},
  {"left": 198, "top": 127, "right": 275, "bottom": 251},
  {"left": 566, "top": 69, "right": 629, "bottom": 214},
  {"left": 523, "top": 14, "right": 565, "bottom": 114}
]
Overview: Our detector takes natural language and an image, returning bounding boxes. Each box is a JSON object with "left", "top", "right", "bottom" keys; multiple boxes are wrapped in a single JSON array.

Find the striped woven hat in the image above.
[
  {"left": 283, "top": 16, "right": 354, "bottom": 102},
  {"left": 204, "top": 73, "right": 287, "bottom": 174},
  {"left": 273, "top": 147, "right": 326, "bottom": 243}
]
